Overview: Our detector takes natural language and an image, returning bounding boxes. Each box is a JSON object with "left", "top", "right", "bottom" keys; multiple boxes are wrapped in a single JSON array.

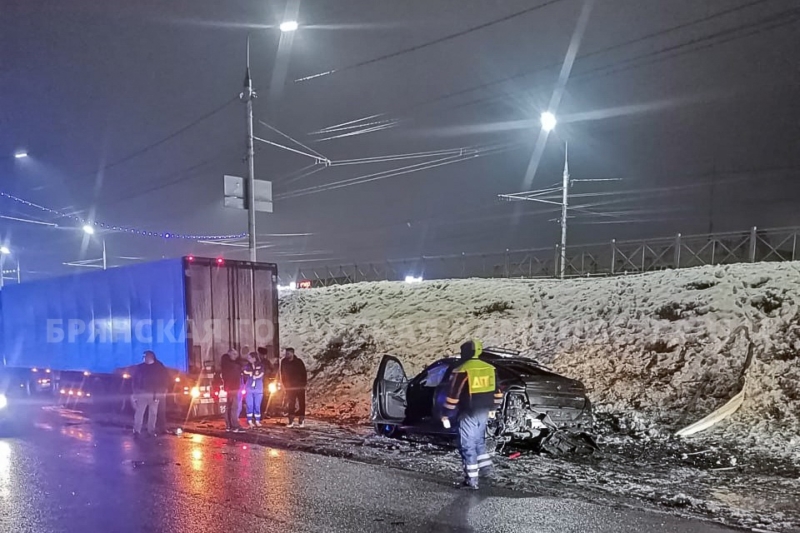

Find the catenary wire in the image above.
[
  {"left": 312, "top": 0, "right": 779, "bottom": 135},
  {"left": 294, "top": 0, "right": 570, "bottom": 82}
]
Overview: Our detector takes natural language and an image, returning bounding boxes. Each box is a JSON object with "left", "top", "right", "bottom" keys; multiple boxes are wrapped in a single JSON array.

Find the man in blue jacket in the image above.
[{"left": 242, "top": 352, "right": 265, "bottom": 427}]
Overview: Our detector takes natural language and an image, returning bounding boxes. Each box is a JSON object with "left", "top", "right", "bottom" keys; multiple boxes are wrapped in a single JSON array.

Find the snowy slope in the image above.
[{"left": 279, "top": 262, "right": 800, "bottom": 452}]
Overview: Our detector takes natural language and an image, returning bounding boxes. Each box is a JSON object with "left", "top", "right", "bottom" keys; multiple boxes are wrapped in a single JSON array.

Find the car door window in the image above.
[
  {"left": 419, "top": 362, "right": 450, "bottom": 388},
  {"left": 383, "top": 359, "right": 406, "bottom": 383}
]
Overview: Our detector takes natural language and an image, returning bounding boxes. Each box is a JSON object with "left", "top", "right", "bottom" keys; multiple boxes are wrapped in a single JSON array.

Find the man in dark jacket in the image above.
[
  {"left": 220, "top": 349, "right": 245, "bottom": 433},
  {"left": 153, "top": 356, "right": 172, "bottom": 434},
  {"left": 132, "top": 350, "right": 169, "bottom": 437},
  {"left": 257, "top": 347, "right": 278, "bottom": 417},
  {"left": 281, "top": 347, "right": 307, "bottom": 428}
]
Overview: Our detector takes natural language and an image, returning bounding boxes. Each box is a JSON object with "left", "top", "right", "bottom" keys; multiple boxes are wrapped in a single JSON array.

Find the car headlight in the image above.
[
  {"left": 267, "top": 382, "right": 278, "bottom": 394},
  {"left": 0, "top": 394, "right": 7, "bottom": 410},
  {"left": 190, "top": 387, "right": 200, "bottom": 399}
]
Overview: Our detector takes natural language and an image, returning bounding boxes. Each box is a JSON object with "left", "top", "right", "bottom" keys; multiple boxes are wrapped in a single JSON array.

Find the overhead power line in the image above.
[
  {"left": 419, "top": 4, "right": 800, "bottom": 122},
  {"left": 77, "top": 96, "right": 238, "bottom": 184},
  {"left": 329, "top": 146, "right": 481, "bottom": 166},
  {"left": 0, "top": 214, "right": 58, "bottom": 227},
  {"left": 258, "top": 120, "right": 329, "bottom": 161},
  {"left": 294, "top": 0, "right": 569, "bottom": 82},
  {"left": 277, "top": 142, "right": 522, "bottom": 199},
  {"left": 574, "top": 6, "right": 800, "bottom": 82},
  {"left": 313, "top": 121, "right": 401, "bottom": 142},
  {"left": 313, "top": 0, "right": 779, "bottom": 134},
  {"left": 280, "top": 163, "right": 329, "bottom": 187},
  {"left": 273, "top": 145, "right": 489, "bottom": 188},
  {"left": 254, "top": 136, "right": 328, "bottom": 162},
  {"left": 96, "top": 153, "right": 229, "bottom": 208}
]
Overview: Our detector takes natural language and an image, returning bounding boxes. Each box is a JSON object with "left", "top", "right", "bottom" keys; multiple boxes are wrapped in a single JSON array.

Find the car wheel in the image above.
[{"left": 374, "top": 423, "right": 399, "bottom": 438}]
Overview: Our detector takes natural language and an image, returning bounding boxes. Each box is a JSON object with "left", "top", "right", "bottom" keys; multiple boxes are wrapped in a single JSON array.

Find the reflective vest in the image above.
[
  {"left": 459, "top": 359, "right": 496, "bottom": 394},
  {"left": 444, "top": 358, "right": 498, "bottom": 414}
]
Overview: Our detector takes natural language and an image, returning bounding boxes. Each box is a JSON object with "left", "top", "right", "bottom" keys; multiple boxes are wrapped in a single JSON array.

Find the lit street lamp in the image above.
[
  {"left": 540, "top": 112, "right": 557, "bottom": 132},
  {"left": 279, "top": 20, "right": 299, "bottom": 32},
  {"left": 83, "top": 224, "right": 107, "bottom": 270},
  {"left": 13, "top": 151, "right": 28, "bottom": 159},
  {"left": 540, "top": 111, "right": 570, "bottom": 280}
]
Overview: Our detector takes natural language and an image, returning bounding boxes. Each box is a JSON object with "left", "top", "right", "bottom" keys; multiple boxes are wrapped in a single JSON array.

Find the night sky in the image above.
[{"left": 2, "top": 0, "right": 799, "bottom": 280}]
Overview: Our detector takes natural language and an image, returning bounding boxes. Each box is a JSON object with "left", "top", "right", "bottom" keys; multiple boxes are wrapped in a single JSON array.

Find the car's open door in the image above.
[{"left": 371, "top": 355, "right": 408, "bottom": 423}]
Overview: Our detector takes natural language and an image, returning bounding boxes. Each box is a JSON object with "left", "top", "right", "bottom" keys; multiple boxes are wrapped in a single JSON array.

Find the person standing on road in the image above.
[
  {"left": 441, "top": 339, "right": 503, "bottom": 490},
  {"left": 220, "top": 349, "right": 245, "bottom": 433},
  {"left": 153, "top": 355, "right": 172, "bottom": 434},
  {"left": 132, "top": 350, "right": 168, "bottom": 437},
  {"left": 242, "top": 352, "right": 265, "bottom": 427},
  {"left": 281, "top": 347, "right": 307, "bottom": 428},
  {"left": 258, "top": 347, "right": 278, "bottom": 418}
]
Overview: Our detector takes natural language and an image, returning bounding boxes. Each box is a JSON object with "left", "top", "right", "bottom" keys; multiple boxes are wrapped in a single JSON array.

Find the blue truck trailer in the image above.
[{"left": 0, "top": 256, "right": 279, "bottom": 416}]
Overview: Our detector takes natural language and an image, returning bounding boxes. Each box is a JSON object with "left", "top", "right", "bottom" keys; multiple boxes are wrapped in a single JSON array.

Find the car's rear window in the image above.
[{"left": 494, "top": 361, "right": 547, "bottom": 378}]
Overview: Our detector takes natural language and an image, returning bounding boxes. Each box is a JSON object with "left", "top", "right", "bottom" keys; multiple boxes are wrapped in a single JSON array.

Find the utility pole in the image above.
[
  {"left": 559, "top": 141, "right": 570, "bottom": 280},
  {"left": 707, "top": 163, "right": 716, "bottom": 235},
  {"left": 241, "top": 36, "right": 258, "bottom": 263}
]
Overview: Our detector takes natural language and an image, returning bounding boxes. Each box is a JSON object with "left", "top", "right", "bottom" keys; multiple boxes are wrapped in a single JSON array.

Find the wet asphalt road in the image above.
[{"left": 0, "top": 408, "right": 740, "bottom": 533}]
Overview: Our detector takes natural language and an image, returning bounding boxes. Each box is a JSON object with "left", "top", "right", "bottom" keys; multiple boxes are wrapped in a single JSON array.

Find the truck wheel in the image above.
[{"left": 374, "top": 423, "right": 399, "bottom": 438}]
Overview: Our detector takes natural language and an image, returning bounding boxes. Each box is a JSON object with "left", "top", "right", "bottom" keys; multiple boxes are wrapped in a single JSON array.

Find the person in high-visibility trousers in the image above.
[
  {"left": 441, "top": 339, "right": 503, "bottom": 489},
  {"left": 242, "top": 352, "right": 265, "bottom": 428}
]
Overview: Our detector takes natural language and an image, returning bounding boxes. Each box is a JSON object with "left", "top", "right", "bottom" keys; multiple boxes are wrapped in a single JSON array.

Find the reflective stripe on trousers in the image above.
[
  {"left": 458, "top": 410, "right": 490, "bottom": 483},
  {"left": 477, "top": 453, "right": 493, "bottom": 470},
  {"left": 246, "top": 392, "right": 263, "bottom": 421}
]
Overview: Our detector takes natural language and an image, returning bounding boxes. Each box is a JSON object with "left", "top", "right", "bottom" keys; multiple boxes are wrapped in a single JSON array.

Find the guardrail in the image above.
[{"left": 278, "top": 225, "right": 799, "bottom": 286}]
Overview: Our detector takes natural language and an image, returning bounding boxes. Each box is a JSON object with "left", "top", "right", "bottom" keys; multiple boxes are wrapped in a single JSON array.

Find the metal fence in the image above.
[{"left": 278, "top": 226, "right": 799, "bottom": 286}]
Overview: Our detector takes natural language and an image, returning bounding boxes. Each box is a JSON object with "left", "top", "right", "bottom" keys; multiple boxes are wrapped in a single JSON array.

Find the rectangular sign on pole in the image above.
[{"left": 223, "top": 175, "right": 273, "bottom": 213}]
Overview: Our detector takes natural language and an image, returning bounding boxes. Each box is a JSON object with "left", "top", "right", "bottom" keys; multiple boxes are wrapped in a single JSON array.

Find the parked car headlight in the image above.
[{"left": 0, "top": 394, "right": 7, "bottom": 410}]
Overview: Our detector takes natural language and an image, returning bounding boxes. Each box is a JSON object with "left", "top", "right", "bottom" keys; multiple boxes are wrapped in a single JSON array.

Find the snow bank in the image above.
[{"left": 279, "top": 262, "right": 800, "bottom": 452}]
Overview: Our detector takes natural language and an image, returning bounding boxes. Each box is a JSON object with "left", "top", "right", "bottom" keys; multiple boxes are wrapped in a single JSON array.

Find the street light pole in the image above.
[
  {"left": 239, "top": 21, "right": 298, "bottom": 263},
  {"left": 242, "top": 36, "right": 258, "bottom": 263},
  {"left": 540, "top": 111, "right": 570, "bottom": 280},
  {"left": 82, "top": 224, "right": 106, "bottom": 269},
  {"left": 559, "top": 142, "right": 570, "bottom": 280}
]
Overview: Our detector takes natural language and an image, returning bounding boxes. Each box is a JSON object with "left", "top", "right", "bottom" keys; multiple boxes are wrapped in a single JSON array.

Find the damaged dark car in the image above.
[{"left": 371, "top": 348, "right": 596, "bottom": 453}]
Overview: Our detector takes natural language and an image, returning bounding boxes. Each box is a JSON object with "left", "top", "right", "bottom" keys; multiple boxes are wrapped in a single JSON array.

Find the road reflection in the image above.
[
  {"left": 168, "top": 436, "right": 295, "bottom": 527},
  {"left": 191, "top": 448, "right": 203, "bottom": 472},
  {"left": 60, "top": 426, "right": 94, "bottom": 443},
  {"left": 0, "top": 441, "right": 10, "bottom": 499}
]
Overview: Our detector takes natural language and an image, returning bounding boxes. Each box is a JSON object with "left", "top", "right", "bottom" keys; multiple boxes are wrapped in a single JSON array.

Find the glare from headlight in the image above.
[
  {"left": 0, "top": 394, "right": 7, "bottom": 410},
  {"left": 190, "top": 387, "right": 200, "bottom": 399},
  {"left": 268, "top": 382, "right": 278, "bottom": 394}
]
